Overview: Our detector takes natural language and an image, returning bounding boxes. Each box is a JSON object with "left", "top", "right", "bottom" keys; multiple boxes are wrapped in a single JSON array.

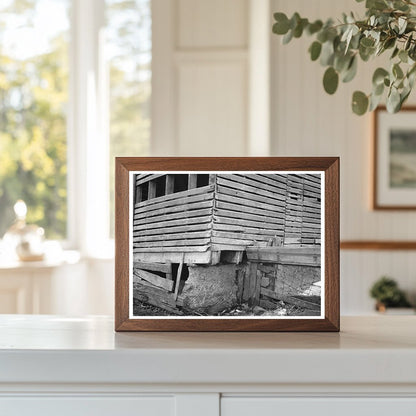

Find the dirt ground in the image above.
[{"left": 133, "top": 298, "right": 320, "bottom": 317}]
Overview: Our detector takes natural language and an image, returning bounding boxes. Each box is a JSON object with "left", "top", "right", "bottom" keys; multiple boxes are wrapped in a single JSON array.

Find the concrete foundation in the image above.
[{"left": 181, "top": 264, "right": 238, "bottom": 314}]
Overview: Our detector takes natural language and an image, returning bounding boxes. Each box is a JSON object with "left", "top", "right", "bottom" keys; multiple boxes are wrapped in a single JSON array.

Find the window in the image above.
[
  {"left": 0, "top": 0, "right": 151, "bottom": 253},
  {"left": 106, "top": 0, "right": 151, "bottom": 237},
  {"left": 0, "top": 0, "right": 70, "bottom": 239}
]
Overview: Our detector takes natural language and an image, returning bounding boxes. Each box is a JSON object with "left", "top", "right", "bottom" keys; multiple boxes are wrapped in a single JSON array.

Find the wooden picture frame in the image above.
[
  {"left": 115, "top": 157, "right": 339, "bottom": 332},
  {"left": 373, "top": 106, "right": 416, "bottom": 210}
]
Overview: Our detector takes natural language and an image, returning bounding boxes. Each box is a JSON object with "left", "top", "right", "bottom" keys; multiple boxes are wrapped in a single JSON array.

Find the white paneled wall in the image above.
[
  {"left": 271, "top": 0, "right": 416, "bottom": 313},
  {"left": 152, "top": 0, "right": 249, "bottom": 156}
]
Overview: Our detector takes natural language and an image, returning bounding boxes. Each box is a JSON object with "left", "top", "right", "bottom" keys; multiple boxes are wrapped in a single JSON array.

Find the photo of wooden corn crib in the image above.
[{"left": 132, "top": 172, "right": 322, "bottom": 317}]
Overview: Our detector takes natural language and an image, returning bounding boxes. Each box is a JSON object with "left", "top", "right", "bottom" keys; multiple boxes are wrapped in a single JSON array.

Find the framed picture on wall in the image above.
[
  {"left": 374, "top": 106, "right": 416, "bottom": 209},
  {"left": 115, "top": 157, "right": 339, "bottom": 332}
]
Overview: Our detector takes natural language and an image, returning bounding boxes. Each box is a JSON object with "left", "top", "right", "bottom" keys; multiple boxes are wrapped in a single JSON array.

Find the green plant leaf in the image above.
[
  {"left": 387, "top": 87, "right": 401, "bottom": 112},
  {"left": 309, "top": 41, "right": 322, "bottom": 61},
  {"left": 273, "top": 13, "right": 290, "bottom": 34},
  {"left": 405, "top": 34, "right": 413, "bottom": 50},
  {"left": 320, "top": 40, "right": 335, "bottom": 66},
  {"left": 307, "top": 20, "right": 323, "bottom": 35},
  {"left": 372, "top": 67, "right": 389, "bottom": 86},
  {"left": 352, "top": 91, "right": 369, "bottom": 115},
  {"left": 391, "top": 47, "right": 399, "bottom": 59},
  {"left": 323, "top": 67, "right": 339, "bottom": 94},
  {"left": 369, "top": 92, "right": 383, "bottom": 111},
  {"left": 282, "top": 29, "right": 293, "bottom": 44},
  {"left": 399, "top": 49, "right": 408, "bottom": 63},
  {"left": 342, "top": 56, "right": 357, "bottom": 82},
  {"left": 393, "top": 63, "right": 404, "bottom": 79}
]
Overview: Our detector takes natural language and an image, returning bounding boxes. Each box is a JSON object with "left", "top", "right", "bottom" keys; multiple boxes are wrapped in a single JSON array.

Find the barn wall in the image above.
[
  {"left": 133, "top": 184, "right": 214, "bottom": 257},
  {"left": 213, "top": 174, "right": 321, "bottom": 250},
  {"left": 283, "top": 174, "right": 321, "bottom": 246}
]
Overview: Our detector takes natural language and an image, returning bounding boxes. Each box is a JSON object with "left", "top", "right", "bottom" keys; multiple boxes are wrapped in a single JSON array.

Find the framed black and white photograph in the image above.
[
  {"left": 115, "top": 157, "right": 339, "bottom": 331},
  {"left": 374, "top": 106, "right": 416, "bottom": 210}
]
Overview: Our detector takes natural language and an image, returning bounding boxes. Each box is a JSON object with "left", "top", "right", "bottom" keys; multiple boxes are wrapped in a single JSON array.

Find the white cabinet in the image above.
[
  {"left": 0, "top": 316, "right": 416, "bottom": 416},
  {"left": 1, "top": 397, "right": 175, "bottom": 416},
  {"left": 222, "top": 398, "right": 416, "bottom": 416}
]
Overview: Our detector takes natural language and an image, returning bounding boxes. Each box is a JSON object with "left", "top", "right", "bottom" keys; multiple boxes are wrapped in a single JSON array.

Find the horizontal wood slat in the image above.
[
  {"left": 135, "top": 184, "right": 214, "bottom": 208},
  {"left": 134, "top": 208, "right": 213, "bottom": 226},
  {"left": 133, "top": 269, "right": 173, "bottom": 291},
  {"left": 133, "top": 216, "right": 212, "bottom": 232},
  {"left": 134, "top": 230, "right": 211, "bottom": 243},
  {"left": 134, "top": 238, "right": 211, "bottom": 249}
]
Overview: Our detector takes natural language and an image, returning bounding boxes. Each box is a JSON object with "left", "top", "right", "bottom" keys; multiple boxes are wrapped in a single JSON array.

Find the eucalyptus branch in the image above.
[{"left": 272, "top": 0, "right": 416, "bottom": 115}]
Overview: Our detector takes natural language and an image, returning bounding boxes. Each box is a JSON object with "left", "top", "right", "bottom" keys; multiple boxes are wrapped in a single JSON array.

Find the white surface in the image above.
[
  {"left": 1, "top": 315, "right": 416, "bottom": 415},
  {"left": 152, "top": 0, "right": 249, "bottom": 156},
  {"left": 1, "top": 397, "right": 175, "bottom": 416},
  {"left": 0, "top": 315, "right": 416, "bottom": 386},
  {"left": 222, "top": 398, "right": 416, "bottom": 416}
]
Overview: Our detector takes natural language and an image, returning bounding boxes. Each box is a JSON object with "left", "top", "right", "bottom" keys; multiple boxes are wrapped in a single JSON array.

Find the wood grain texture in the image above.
[
  {"left": 340, "top": 241, "right": 416, "bottom": 250},
  {"left": 115, "top": 157, "right": 339, "bottom": 332}
]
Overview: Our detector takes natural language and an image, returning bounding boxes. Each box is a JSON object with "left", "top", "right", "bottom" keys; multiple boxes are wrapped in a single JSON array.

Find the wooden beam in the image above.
[
  {"left": 340, "top": 241, "right": 416, "bottom": 250},
  {"left": 165, "top": 174, "right": 174, "bottom": 195},
  {"left": 134, "top": 269, "right": 174, "bottom": 291},
  {"left": 188, "top": 174, "right": 198, "bottom": 189},
  {"left": 135, "top": 185, "right": 142, "bottom": 204},
  {"left": 134, "top": 261, "right": 172, "bottom": 274},
  {"left": 148, "top": 180, "right": 156, "bottom": 199},
  {"left": 260, "top": 288, "right": 321, "bottom": 311},
  {"left": 174, "top": 253, "right": 185, "bottom": 300}
]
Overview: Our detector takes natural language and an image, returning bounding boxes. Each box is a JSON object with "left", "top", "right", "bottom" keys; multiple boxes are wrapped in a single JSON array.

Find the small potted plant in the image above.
[{"left": 370, "top": 276, "right": 413, "bottom": 313}]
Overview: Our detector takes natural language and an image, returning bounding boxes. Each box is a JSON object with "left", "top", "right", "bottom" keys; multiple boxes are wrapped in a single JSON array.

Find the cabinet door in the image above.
[
  {"left": 0, "top": 396, "right": 175, "bottom": 416},
  {"left": 222, "top": 397, "right": 416, "bottom": 416}
]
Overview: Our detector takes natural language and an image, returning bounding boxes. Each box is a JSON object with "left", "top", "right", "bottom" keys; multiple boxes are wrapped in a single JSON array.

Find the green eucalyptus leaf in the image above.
[
  {"left": 334, "top": 52, "right": 350, "bottom": 72},
  {"left": 405, "top": 34, "right": 413, "bottom": 51},
  {"left": 323, "top": 67, "right": 339, "bottom": 94},
  {"left": 393, "top": 63, "right": 404, "bottom": 79},
  {"left": 372, "top": 67, "right": 389, "bottom": 85},
  {"left": 342, "top": 56, "right": 358, "bottom": 82},
  {"left": 307, "top": 20, "right": 323, "bottom": 35},
  {"left": 359, "top": 44, "right": 375, "bottom": 61},
  {"left": 366, "top": 0, "right": 388, "bottom": 10},
  {"left": 317, "top": 29, "right": 328, "bottom": 43},
  {"left": 273, "top": 13, "right": 290, "bottom": 34},
  {"left": 309, "top": 41, "right": 322, "bottom": 61},
  {"left": 387, "top": 87, "right": 401, "bottom": 113},
  {"left": 399, "top": 49, "right": 408, "bottom": 63},
  {"left": 383, "top": 37, "right": 396, "bottom": 50},
  {"left": 391, "top": 47, "right": 399, "bottom": 59},
  {"left": 374, "top": 82, "right": 385, "bottom": 96},
  {"left": 398, "top": 17, "right": 407, "bottom": 34},
  {"left": 320, "top": 40, "right": 335, "bottom": 66},
  {"left": 293, "top": 18, "right": 309, "bottom": 37},
  {"left": 352, "top": 91, "right": 369, "bottom": 115},
  {"left": 361, "top": 37, "right": 375, "bottom": 48},
  {"left": 369, "top": 92, "right": 383, "bottom": 111},
  {"left": 282, "top": 29, "right": 293, "bottom": 44}
]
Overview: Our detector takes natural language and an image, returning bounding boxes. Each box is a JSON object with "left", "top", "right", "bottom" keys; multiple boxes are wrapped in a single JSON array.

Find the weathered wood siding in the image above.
[
  {"left": 213, "top": 173, "right": 321, "bottom": 250},
  {"left": 133, "top": 182, "right": 214, "bottom": 254},
  {"left": 133, "top": 173, "right": 321, "bottom": 260},
  {"left": 283, "top": 174, "right": 321, "bottom": 246},
  {"left": 212, "top": 174, "right": 287, "bottom": 251}
]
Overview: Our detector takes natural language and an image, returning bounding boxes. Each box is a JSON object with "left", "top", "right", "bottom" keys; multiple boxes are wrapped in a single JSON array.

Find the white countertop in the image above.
[{"left": 0, "top": 315, "right": 415, "bottom": 386}]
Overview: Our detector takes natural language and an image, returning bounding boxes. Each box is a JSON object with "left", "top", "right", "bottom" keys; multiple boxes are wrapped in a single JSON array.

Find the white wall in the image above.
[
  {"left": 152, "top": 0, "right": 251, "bottom": 156},
  {"left": 271, "top": 0, "right": 416, "bottom": 313}
]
